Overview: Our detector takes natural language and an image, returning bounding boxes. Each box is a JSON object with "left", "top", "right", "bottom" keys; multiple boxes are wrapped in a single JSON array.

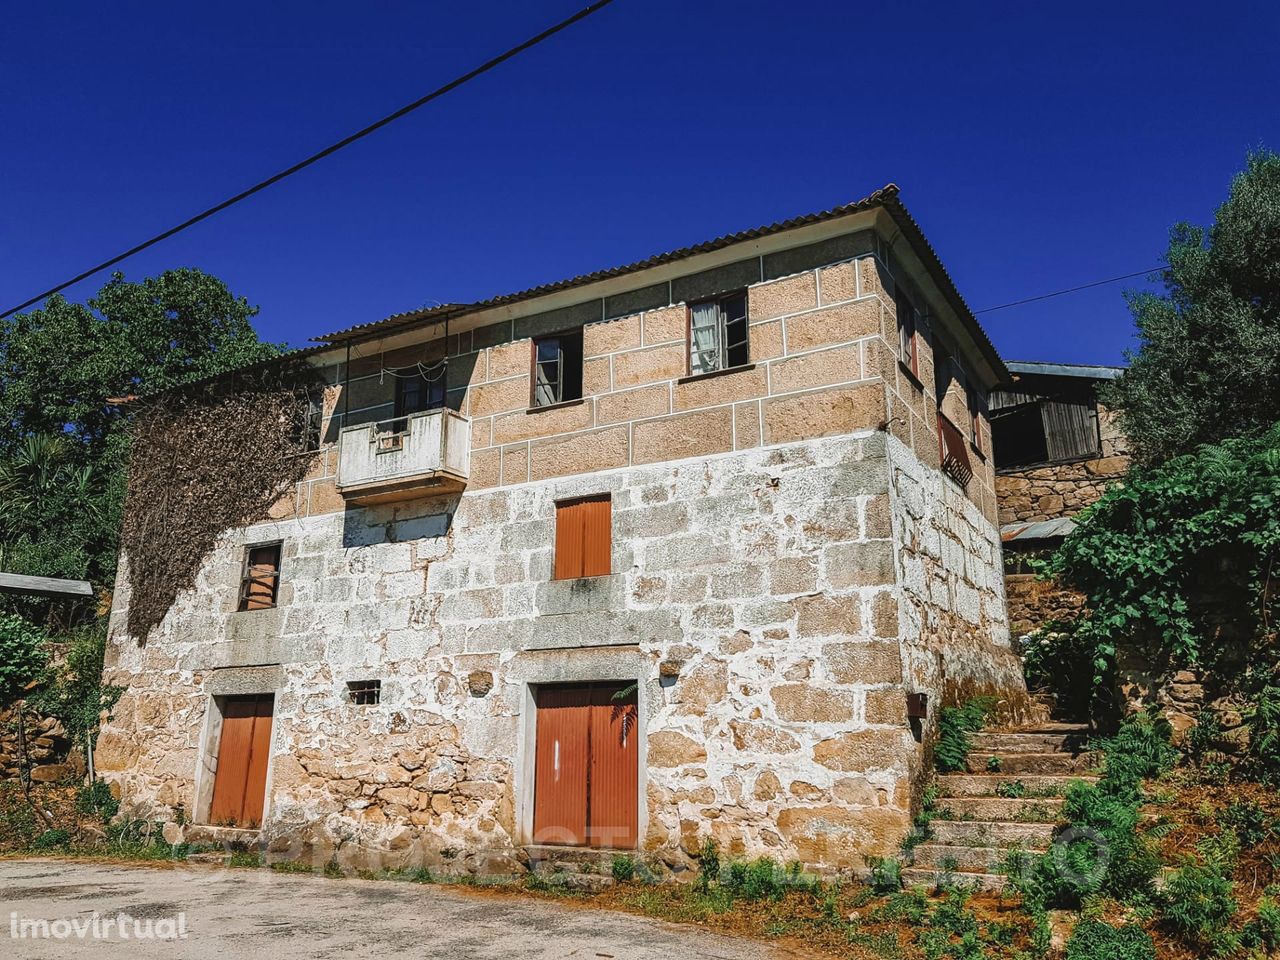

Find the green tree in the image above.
[
  {"left": 0, "top": 268, "right": 281, "bottom": 596},
  {"left": 1107, "top": 149, "right": 1280, "bottom": 465}
]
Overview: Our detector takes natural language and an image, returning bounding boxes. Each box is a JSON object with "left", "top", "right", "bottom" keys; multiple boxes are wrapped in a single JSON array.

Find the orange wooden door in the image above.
[
  {"left": 587, "top": 683, "right": 638, "bottom": 849},
  {"left": 209, "top": 694, "right": 274, "bottom": 827},
  {"left": 532, "top": 683, "right": 638, "bottom": 848},
  {"left": 532, "top": 685, "right": 591, "bottom": 845}
]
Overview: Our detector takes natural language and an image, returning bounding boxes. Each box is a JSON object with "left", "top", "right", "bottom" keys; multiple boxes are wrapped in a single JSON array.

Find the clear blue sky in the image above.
[{"left": 3, "top": 1, "right": 1277, "bottom": 366}]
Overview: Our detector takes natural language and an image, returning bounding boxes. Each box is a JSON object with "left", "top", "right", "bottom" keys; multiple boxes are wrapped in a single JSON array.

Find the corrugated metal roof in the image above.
[
  {"left": 1006, "top": 361, "right": 1125, "bottom": 380},
  {"left": 309, "top": 185, "right": 1008, "bottom": 382},
  {"left": 0, "top": 572, "right": 94, "bottom": 598},
  {"left": 1001, "top": 517, "right": 1078, "bottom": 542}
]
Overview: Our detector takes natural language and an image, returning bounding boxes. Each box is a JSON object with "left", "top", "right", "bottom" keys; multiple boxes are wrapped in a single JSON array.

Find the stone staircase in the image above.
[{"left": 903, "top": 722, "right": 1095, "bottom": 891}]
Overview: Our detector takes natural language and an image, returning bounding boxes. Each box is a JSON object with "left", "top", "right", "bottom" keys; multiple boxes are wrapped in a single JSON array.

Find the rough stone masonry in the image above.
[{"left": 95, "top": 192, "right": 1030, "bottom": 877}]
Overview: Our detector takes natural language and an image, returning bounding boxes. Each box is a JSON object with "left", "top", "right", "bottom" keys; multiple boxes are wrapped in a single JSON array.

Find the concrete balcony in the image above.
[{"left": 336, "top": 409, "right": 470, "bottom": 505}]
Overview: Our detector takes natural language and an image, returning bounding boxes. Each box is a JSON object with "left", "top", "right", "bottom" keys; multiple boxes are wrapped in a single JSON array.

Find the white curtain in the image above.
[{"left": 689, "top": 301, "right": 721, "bottom": 374}]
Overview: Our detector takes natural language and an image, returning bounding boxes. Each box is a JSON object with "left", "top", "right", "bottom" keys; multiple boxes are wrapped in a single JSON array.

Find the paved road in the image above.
[{"left": 0, "top": 859, "right": 783, "bottom": 959}]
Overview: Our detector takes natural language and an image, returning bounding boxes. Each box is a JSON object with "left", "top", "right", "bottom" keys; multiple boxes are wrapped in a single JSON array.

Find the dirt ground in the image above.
[{"left": 0, "top": 858, "right": 798, "bottom": 960}]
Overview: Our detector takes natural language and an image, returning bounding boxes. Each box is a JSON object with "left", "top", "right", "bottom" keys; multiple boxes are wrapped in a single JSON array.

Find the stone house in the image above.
[
  {"left": 96, "top": 184, "right": 1030, "bottom": 876},
  {"left": 990, "top": 361, "right": 1128, "bottom": 637}
]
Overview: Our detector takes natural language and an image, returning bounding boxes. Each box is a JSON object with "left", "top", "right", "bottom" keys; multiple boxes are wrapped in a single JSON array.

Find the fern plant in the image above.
[{"left": 934, "top": 697, "right": 997, "bottom": 772}]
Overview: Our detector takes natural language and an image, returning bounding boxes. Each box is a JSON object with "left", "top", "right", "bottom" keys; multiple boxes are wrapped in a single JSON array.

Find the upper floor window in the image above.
[
  {"left": 689, "top": 292, "right": 748, "bottom": 375},
  {"left": 238, "top": 542, "right": 281, "bottom": 611},
  {"left": 395, "top": 370, "right": 446, "bottom": 424},
  {"left": 533, "top": 330, "right": 584, "bottom": 407},
  {"left": 896, "top": 286, "right": 920, "bottom": 379},
  {"left": 554, "top": 494, "right": 611, "bottom": 579}
]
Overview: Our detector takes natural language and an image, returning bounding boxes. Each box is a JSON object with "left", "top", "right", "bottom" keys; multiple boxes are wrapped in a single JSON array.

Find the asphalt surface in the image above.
[{"left": 0, "top": 859, "right": 786, "bottom": 959}]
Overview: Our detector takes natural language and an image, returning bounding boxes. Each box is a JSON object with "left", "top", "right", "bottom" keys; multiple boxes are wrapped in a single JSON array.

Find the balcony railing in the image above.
[{"left": 336, "top": 409, "right": 470, "bottom": 504}]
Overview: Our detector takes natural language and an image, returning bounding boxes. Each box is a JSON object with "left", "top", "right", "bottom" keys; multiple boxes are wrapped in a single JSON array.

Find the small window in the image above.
[
  {"left": 688, "top": 291, "right": 749, "bottom": 375},
  {"left": 394, "top": 370, "right": 446, "bottom": 428},
  {"left": 347, "top": 679, "right": 381, "bottom": 706},
  {"left": 554, "top": 495, "right": 611, "bottom": 580},
  {"left": 238, "top": 543, "right": 281, "bottom": 611},
  {"left": 896, "top": 286, "right": 920, "bottom": 378},
  {"left": 532, "top": 330, "right": 584, "bottom": 407}
]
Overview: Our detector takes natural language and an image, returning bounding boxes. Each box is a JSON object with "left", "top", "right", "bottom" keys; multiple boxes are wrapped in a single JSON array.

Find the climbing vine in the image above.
[
  {"left": 120, "top": 360, "right": 322, "bottom": 640},
  {"left": 1046, "top": 422, "right": 1280, "bottom": 682}
]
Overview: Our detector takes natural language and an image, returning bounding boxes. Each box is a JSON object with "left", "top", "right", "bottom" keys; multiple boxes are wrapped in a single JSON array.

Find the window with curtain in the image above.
[
  {"left": 688, "top": 292, "right": 749, "bottom": 375},
  {"left": 533, "top": 330, "right": 584, "bottom": 407}
]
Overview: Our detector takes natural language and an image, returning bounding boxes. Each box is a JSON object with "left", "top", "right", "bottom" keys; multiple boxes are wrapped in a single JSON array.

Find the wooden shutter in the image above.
[
  {"left": 554, "top": 496, "right": 611, "bottom": 580},
  {"left": 240, "top": 544, "right": 280, "bottom": 610},
  {"left": 938, "top": 414, "right": 975, "bottom": 487}
]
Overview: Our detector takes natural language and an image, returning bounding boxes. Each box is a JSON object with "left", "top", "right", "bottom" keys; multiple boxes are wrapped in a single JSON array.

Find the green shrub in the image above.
[
  {"left": 1254, "top": 889, "right": 1280, "bottom": 949},
  {"left": 721, "top": 857, "right": 786, "bottom": 901},
  {"left": 695, "top": 837, "right": 720, "bottom": 893},
  {"left": 32, "top": 623, "right": 123, "bottom": 756},
  {"left": 32, "top": 828, "right": 70, "bottom": 850},
  {"left": 610, "top": 854, "right": 636, "bottom": 882},
  {"left": 0, "top": 613, "right": 48, "bottom": 703},
  {"left": 1065, "top": 920, "right": 1156, "bottom": 960},
  {"left": 1162, "top": 858, "right": 1238, "bottom": 947},
  {"left": 1244, "top": 680, "right": 1280, "bottom": 785},
  {"left": 1047, "top": 422, "right": 1280, "bottom": 703},
  {"left": 867, "top": 856, "right": 903, "bottom": 894},
  {"left": 75, "top": 780, "right": 119, "bottom": 821},
  {"left": 935, "top": 697, "right": 997, "bottom": 773},
  {"left": 1092, "top": 709, "right": 1177, "bottom": 791},
  {"left": 1021, "top": 621, "right": 1096, "bottom": 719},
  {"left": 1217, "top": 798, "right": 1276, "bottom": 846}
]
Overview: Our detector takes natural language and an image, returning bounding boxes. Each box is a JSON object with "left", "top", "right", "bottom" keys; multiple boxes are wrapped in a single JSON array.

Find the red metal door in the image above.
[
  {"left": 532, "top": 685, "right": 591, "bottom": 845},
  {"left": 588, "top": 683, "right": 638, "bottom": 848},
  {"left": 209, "top": 694, "right": 274, "bottom": 827},
  {"left": 532, "top": 683, "right": 637, "bottom": 848}
]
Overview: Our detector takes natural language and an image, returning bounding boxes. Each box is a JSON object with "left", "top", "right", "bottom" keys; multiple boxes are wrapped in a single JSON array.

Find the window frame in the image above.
[
  {"left": 237, "top": 541, "right": 282, "bottom": 612},
  {"left": 393, "top": 370, "right": 446, "bottom": 426},
  {"left": 346, "top": 679, "right": 382, "bottom": 706},
  {"left": 686, "top": 290, "right": 750, "bottom": 377},
  {"left": 896, "top": 285, "right": 921, "bottom": 381},
  {"left": 530, "top": 329, "right": 585, "bottom": 409},
  {"left": 553, "top": 494, "right": 612, "bottom": 580}
]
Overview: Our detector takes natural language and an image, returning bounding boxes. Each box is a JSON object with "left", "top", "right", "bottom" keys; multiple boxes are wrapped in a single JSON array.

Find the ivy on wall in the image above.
[{"left": 119, "top": 360, "right": 322, "bottom": 641}]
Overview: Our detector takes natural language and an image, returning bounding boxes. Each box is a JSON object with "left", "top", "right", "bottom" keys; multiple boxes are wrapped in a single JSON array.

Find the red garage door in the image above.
[
  {"left": 532, "top": 682, "right": 638, "bottom": 848},
  {"left": 209, "top": 694, "right": 274, "bottom": 828}
]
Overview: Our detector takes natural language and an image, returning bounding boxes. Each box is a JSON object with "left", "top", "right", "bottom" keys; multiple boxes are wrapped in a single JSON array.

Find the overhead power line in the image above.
[
  {"left": 0, "top": 0, "right": 618, "bottom": 321},
  {"left": 974, "top": 266, "right": 1163, "bottom": 315}
]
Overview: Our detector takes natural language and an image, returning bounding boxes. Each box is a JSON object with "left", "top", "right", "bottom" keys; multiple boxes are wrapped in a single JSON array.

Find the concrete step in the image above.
[
  {"left": 900, "top": 867, "right": 1005, "bottom": 892},
  {"left": 929, "top": 820, "right": 1058, "bottom": 848},
  {"left": 910, "top": 843, "right": 1044, "bottom": 874},
  {"left": 523, "top": 844, "right": 619, "bottom": 876},
  {"left": 934, "top": 796, "right": 1065, "bottom": 822},
  {"left": 183, "top": 825, "right": 262, "bottom": 850},
  {"left": 964, "top": 751, "right": 1096, "bottom": 775},
  {"left": 969, "top": 731, "right": 1090, "bottom": 754},
  {"left": 935, "top": 774, "right": 1096, "bottom": 798}
]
